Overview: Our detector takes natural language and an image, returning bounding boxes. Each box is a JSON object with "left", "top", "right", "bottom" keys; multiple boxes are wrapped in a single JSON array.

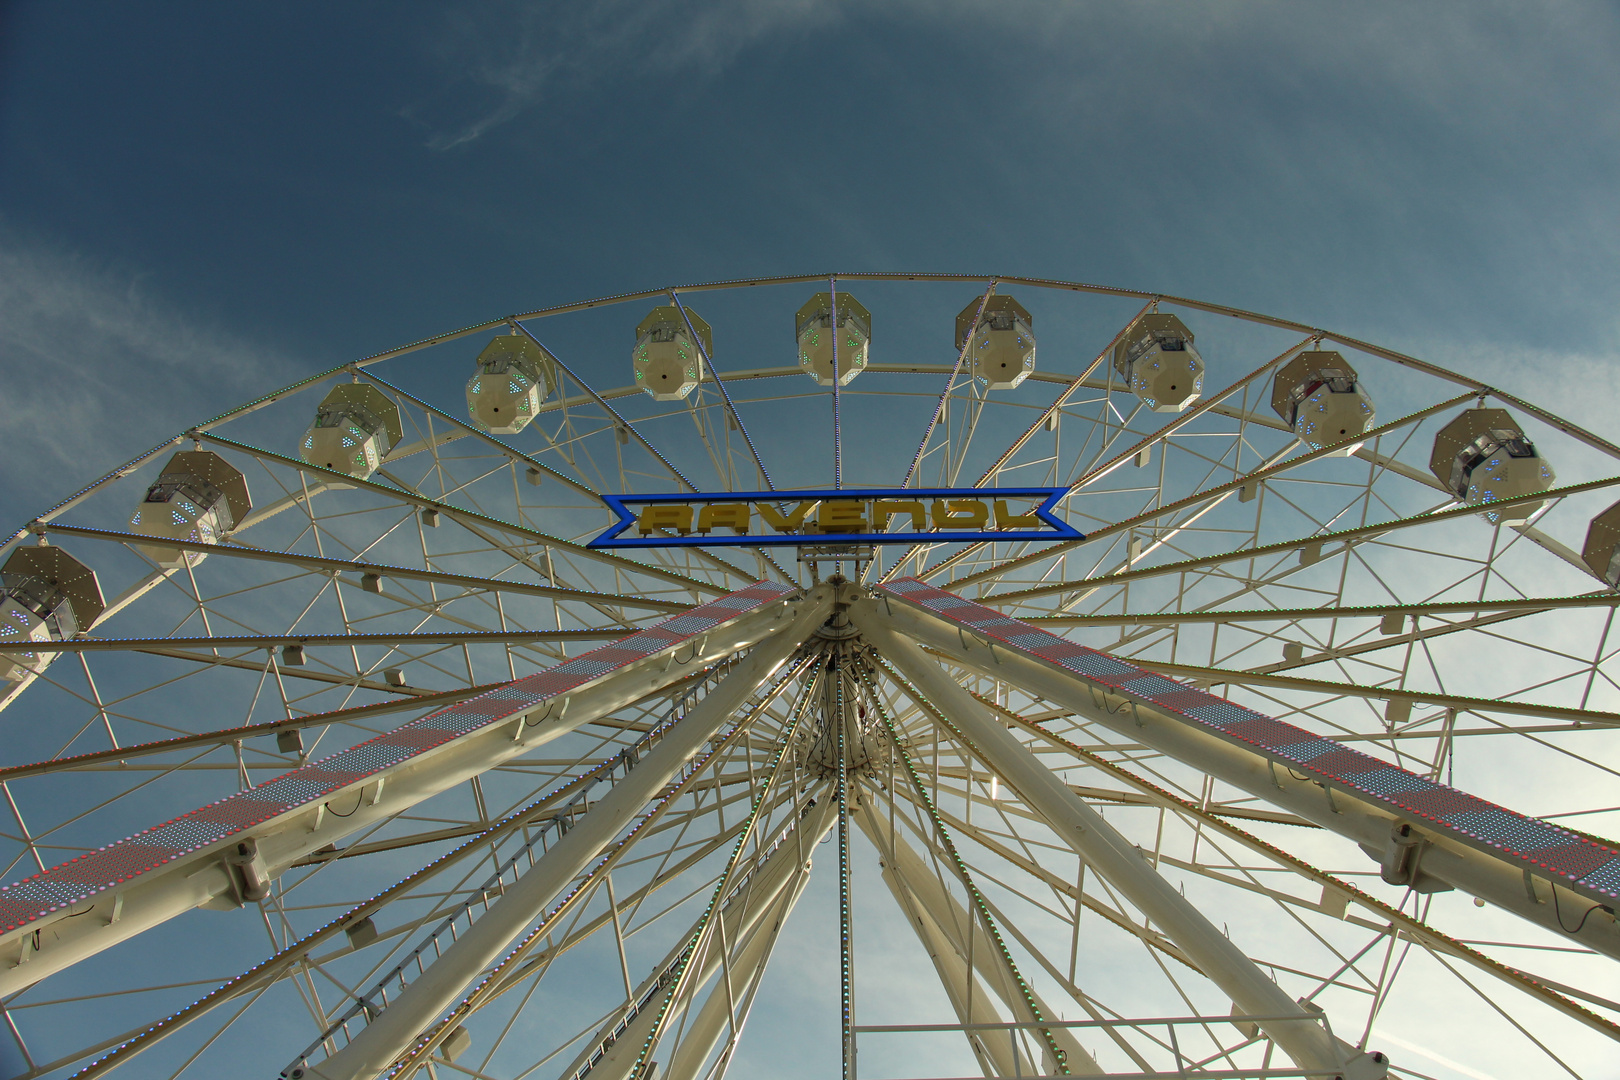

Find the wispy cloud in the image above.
[
  {"left": 408, "top": 0, "right": 842, "bottom": 150},
  {"left": 1371, "top": 1029, "right": 1505, "bottom": 1080},
  {"left": 0, "top": 228, "right": 291, "bottom": 526}
]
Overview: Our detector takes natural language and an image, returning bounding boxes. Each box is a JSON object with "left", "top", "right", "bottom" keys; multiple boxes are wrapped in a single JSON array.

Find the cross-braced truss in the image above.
[{"left": 0, "top": 274, "right": 1617, "bottom": 1080}]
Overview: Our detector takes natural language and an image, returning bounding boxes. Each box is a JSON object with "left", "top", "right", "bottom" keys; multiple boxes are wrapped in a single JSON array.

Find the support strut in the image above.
[
  {"left": 864, "top": 621, "right": 1385, "bottom": 1080},
  {"left": 302, "top": 592, "right": 832, "bottom": 1080}
]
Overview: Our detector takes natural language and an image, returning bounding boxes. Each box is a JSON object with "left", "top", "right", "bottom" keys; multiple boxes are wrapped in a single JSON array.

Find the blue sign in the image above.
[{"left": 587, "top": 487, "right": 1083, "bottom": 549}]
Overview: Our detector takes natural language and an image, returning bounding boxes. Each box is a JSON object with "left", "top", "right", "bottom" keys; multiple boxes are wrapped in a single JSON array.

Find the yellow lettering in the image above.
[
  {"left": 697, "top": 503, "right": 751, "bottom": 534},
  {"left": 872, "top": 500, "right": 926, "bottom": 530},
  {"left": 931, "top": 499, "right": 988, "bottom": 528},
  {"left": 757, "top": 500, "right": 818, "bottom": 533},
  {"left": 994, "top": 500, "right": 1042, "bottom": 528},
  {"left": 636, "top": 505, "right": 694, "bottom": 535},
  {"left": 817, "top": 500, "right": 867, "bottom": 533}
]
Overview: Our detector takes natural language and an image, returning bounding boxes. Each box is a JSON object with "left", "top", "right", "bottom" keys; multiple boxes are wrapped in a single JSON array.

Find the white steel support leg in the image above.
[
  {"left": 854, "top": 793, "right": 1102, "bottom": 1077},
  {"left": 0, "top": 588, "right": 812, "bottom": 994},
  {"left": 558, "top": 796, "right": 839, "bottom": 1080},
  {"left": 878, "top": 873, "right": 1020, "bottom": 1080},
  {"left": 862, "top": 620, "right": 1384, "bottom": 1080},
  {"left": 864, "top": 590, "right": 1620, "bottom": 961},
  {"left": 657, "top": 841, "right": 817, "bottom": 1080},
  {"left": 307, "top": 596, "right": 832, "bottom": 1080}
]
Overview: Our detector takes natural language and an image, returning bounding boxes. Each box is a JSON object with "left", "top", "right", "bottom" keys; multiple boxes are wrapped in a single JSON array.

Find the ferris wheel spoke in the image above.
[
  {"left": 994, "top": 698, "right": 1620, "bottom": 1039},
  {"left": 354, "top": 369, "right": 600, "bottom": 501},
  {"left": 855, "top": 786, "right": 1095, "bottom": 1077},
  {"left": 1125, "top": 658, "right": 1620, "bottom": 729},
  {"left": 867, "top": 582, "right": 1620, "bottom": 967},
  {"left": 403, "top": 668, "right": 825, "bottom": 1080},
  {"left": 63, "top": 752, "right": 646, "bottom": 1080},
  {"left": 979, "top": 477, "right": 1620, "bottom": 609},
  {"left": 859, "top": 665, "right": 1095, "bottom": 1076},
  {"left": 299, "top": 617, "right": 822, "bottom": 1080},
  {"left": 902, "top": 282, "right": 995, "bottom": 489},
  {"left": 526, "top": 796, "right": 821, "bottom": 1080},
  {"left": 39, "top": 523, "right": 683, "bottom": 613},
  {"left": 1025, "top": 592, "right": 1620, "bottom": 630},
  {"left": 928, "top": 391, "right": 1479, "bottom": 592},
  {"left": 653, "top": 835, "right": 811, "bottom": 1080},
  {"left": 970, "top": 300, "right": 1152, "bottom": 490},
  {"left": 962, "top": 766, "right": 1615, "bottom": 1071},
  {"left": 0, "top": 684, "right": 494, "bottom": 783},
  {"left": 1070, "top": 334, "right": 1317, "bottom": 497},
  {"left": 667, "top": 290, "right": 774, "bottom": 494},
  {"left": 866, "top": 629, "right": 1361, "bottom": 1076},
  {"left": 686, "top": 394, "right": 736, "bottom": 491},
  {"left": 641, "top": 532, "right": 776, "bottom": 591},
  {"left": 130, "top": 643, "right": 426, "bottom": 694},
  {"left": 510, "top": 323, "right": 696, "bottom": 494},
  {"left": 19, "top": 629, "right": 636, "bottom": 656},
  {"left": 0, "top": 586, "right": 807, "bottom": 1002},
  {"left": 1352, "top": 441, "right": 1598, "bottom": 577},
  {"left": 192, "top": 431, "right": 722, "bottom": 597},
  {"left": 374, "top": 463, "right": 744, "bottom": 597},
  {"left": 478, "top": 811, "right": 758, "bottom": 1012}
]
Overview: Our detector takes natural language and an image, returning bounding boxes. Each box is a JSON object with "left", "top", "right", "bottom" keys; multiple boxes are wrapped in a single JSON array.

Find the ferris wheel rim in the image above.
[
  {"left": 13, "top": 268, "right": 1620, "bottom": 568},
  {"left": 0, "top": 273, "right": 1617, "bottom": 1080}
]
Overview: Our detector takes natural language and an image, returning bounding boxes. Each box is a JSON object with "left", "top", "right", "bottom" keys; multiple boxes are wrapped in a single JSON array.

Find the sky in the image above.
[
  {"left": 2, "top": 1, "right": 1619, "bottom": 524},
  {"left": 2, "top": 3, "right": 1620, "bottom": 1079}
]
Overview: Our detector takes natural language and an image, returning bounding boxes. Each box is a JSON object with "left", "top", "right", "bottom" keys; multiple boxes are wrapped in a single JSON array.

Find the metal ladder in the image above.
[{"left": 281, "top": 657, "right": 752, "bottom": 1079}]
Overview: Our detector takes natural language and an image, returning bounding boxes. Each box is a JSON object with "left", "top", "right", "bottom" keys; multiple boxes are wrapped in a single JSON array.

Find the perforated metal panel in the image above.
[
  {"left": 0, "top": 581, "right": 796, "bottom": 934},
  {"left": 879, "top": 578, "right": 1620, "bottom": 905}
]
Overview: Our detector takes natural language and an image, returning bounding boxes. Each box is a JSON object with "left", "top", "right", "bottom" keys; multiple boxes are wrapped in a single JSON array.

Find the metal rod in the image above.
[
  {"left": 15, "top": 629, "right": 635, "bottom": 653},
  {"left": 831, "top": 276, "right": 843, "bottom": 490},
  {"left": 982, "top": 472, "right": 1620, "bottom": 605},
  {"left": 668, "top": 290, "right": 775, "bottom": 492},
  {"left": 308, "top": 614, "right": 823, "bottom": 1080},
  {"left": 506, "top": 321, "right": 698, "bottom": 492},
  {"left": 903, "top": 281, "right": 995, "bottom": 489},
  {"left": 837, "top": 649, "right": 854, "bottom": 1080},
  {"left": 862, "top": 623, "right": 1351, "bottom": 1076}
]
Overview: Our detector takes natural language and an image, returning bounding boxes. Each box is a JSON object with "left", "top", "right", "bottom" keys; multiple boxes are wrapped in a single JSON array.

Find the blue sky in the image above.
[
  {"left": 2, "top": 1, "right": 1618, "bottom": 523},
  {"left": 2, "top": 4, "right": 1620, "bottom": 1078}
]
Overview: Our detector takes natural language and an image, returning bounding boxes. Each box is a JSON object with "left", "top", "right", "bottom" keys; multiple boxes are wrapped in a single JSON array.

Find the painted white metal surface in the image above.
[
  {"left": 860, "top": 588, "right": 1620, "bottom": 961},
  {"left": 862, "top": 619, "right": 1378, "bottom": 1079},
  {"left": 304, "top": 589, "right": 831, "bottom": 1080},
  {"left": 0, "top": 584, "right": 807, "bottom": 994}
]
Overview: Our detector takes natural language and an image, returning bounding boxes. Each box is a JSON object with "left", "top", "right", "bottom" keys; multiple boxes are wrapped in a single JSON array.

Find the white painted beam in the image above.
[
  {"left": 303, "top": 591, "right": 831, "bottom": 1080},
  {"left": 0, "top": 583, "right": 812, "bottom": 994},
  {"left": 861, "top": 587, "right": 1620, "bottom": 963},
  {"left": 862, "top": 620, "right": 1380, "bottom": 1080},
  {"left": 586, "top": 797, "right": 837, "bottom": 1080},
  {"left": 855, "top": 793, "right": 1101, "bottom": 1077}
]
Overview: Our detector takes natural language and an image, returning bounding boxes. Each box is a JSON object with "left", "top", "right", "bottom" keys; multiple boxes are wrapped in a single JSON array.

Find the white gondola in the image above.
[
  {"left": 467, "top": 335, "right": 556, "bottom": 432},
  {"left": 300, "top": 383, "right": 403, "bottom": 482},
  {"left": 1112, "top": 313, "right": 1204, "bottom": 412},
  {"left": 1270, "top": 350, "right": 1376, "bottom": 455},
  {"left": 796, "top": 291, "right": 870, "bottom": 386},
  {"left": 128, "top": 450, "right": 251, "bottom": 568},
  {"left": 957, "top": 294, "right": 1035, "bottom": 389},
  {"left": 632, "top": 307, "right": 709, "bottom": 401},
  {"left": 1429, "top": 408, "right": 1554, "bottom": 525},
  {"left": 0, "top": 546, "right": 103, "bottom": 683},
  {"left": 1583, "top": 498, "right": 1620, "bottom": 587}
]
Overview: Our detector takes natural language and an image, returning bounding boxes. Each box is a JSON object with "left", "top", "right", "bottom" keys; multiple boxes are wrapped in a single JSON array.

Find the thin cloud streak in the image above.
[
  {"left": 1371, "top": 1030, "right": 1504, "bottom": 1080},
  {"left": 0, "top": 229, "right": 291, "bottom": 526},
  {"left": 412, "top": 0, "right": 841, "bottom": 150}
]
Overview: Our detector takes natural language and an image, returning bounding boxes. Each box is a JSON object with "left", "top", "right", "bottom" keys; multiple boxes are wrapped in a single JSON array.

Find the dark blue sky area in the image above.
[
  {"left": 2, "top": 0, "right": 1617, "bottom": 518},
  {"left": 1, "top": 8, "right": 1618, "bottom": 1079}
]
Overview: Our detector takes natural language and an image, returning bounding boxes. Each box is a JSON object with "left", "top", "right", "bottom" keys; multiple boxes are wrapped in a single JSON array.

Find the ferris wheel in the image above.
[{"left": 0, "top": 273, "right": 1618, "bottom": 1080}]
